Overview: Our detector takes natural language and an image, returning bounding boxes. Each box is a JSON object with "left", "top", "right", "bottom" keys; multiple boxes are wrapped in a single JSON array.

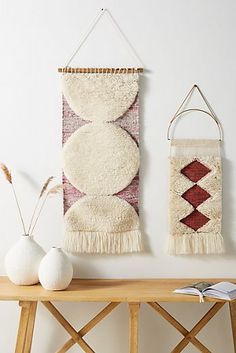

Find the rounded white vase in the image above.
[
  {"left": 5, "top": 235, "right": 46, "bottom": 285},
  {"left": 39, "top": 247, "right": 73, "bottom": 290}
]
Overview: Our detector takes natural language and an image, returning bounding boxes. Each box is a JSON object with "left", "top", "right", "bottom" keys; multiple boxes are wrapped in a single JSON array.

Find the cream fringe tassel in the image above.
[
  {"left": 167, "top": 233, "right": 225, "bottom": 255},
  {"left": 64, "top": 230, "right": 142, "bottom": 254}
]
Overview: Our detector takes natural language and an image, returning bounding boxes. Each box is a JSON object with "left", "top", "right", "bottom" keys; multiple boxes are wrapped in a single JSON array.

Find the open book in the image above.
[{"left": 174, "top": 282, "right": 236, "bottom": 302}]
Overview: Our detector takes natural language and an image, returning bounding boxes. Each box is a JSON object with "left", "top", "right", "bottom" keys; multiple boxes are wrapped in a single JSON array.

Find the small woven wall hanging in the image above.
[
  {"left": 167, "top": 85, "right": 225, "bottom": 255},
  {"left": 60, "top": 9, "right": 144, "bottom": 254}
]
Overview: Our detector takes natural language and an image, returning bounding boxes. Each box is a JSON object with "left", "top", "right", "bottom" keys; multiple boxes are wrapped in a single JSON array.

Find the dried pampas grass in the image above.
[
  {"left": 0, "top": 163, "right": 12, "bottom": 184},
  {"left": 48, "top": 184, "right": 64, "bottom": 195},
  {"left": 28, "top": 176, "right": 55, "bottom": 234},
  {"left": 0, "top": 161, "right": 62, "bottom": 237},
  {"left": 30, "top": 184, "right": 64, "bottom": 235},
  {"left": 39, "top": 176, "right": 54, "bottom": 197},
  {"left": 0, "top": 163, "right": 26, "bottom": 234}
]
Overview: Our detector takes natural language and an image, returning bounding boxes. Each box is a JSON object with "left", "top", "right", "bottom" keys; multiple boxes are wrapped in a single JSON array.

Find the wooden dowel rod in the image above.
[{"left": 58, "top": 67, "right": 144, "bottom": 73}]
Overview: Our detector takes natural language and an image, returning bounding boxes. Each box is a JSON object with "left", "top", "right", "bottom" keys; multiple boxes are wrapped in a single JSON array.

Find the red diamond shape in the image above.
[
  {"left": 181, "top": 160, "right": 211, "bottom": 182},
  {"left": 180, "top": 210, "right": 210, "bottom": 231},
  {"left": 182, "top": 185, "right": 211, "bottom": 208}
]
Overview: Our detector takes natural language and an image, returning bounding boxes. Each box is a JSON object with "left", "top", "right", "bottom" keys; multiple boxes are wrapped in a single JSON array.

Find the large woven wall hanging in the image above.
[
  {"left": 167, "top": 85, "right": 224, "bottom": 255},
  {"left": 60, "top": 9, "right": 144, "bottom": 254}
]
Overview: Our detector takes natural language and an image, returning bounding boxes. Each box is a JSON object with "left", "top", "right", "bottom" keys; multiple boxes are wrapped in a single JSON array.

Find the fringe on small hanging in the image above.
[
  {"left": 64, "top": 230, "right": 142, "bottom": 254},
  {"left": 167, "top": 233, "right": 225, "bottom": 255}
]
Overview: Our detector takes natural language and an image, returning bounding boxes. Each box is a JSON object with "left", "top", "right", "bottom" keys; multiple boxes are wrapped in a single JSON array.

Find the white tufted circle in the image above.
[
  {"left": 65, "top": 195, "right": 140, "bottom": 233},
  {"left": 62, "top": 73, "right": 138, "bottom": 122},
  {"left": 63, "top": 122, "right": 139, "bottom": 195}
]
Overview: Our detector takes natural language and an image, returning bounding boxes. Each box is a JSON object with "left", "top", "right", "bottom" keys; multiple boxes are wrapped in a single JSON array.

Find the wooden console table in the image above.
[{"left": 0, "top": 277, "right": 235, "bottom": 353}]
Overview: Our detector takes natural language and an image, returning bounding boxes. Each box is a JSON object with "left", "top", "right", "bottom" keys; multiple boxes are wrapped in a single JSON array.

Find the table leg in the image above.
[
  {"left": 148, "top": 302, "right": 211, "bottom": 352},
  {"left": 172, "top": 302, "right": 224, "bottom": 353},
  {"left": 229, "top": 302, "right": 236, "bottom": 353},
  {"left": 129, "top": 303, "right": 140, "bottom": 353},
  {"left": 15, "top": 301, "right": 37, "bottom": 353},
  {"left": 24, "top": 302, "right": 37, "bottom": 353}
]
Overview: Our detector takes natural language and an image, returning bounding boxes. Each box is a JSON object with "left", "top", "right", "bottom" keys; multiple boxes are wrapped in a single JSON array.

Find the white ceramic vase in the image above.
[
  {"left": 5, "top": 235, "right": 45, "bottom": 285},
  {"left": 39, "top": 247, "right": 73, "bottom": 290}
]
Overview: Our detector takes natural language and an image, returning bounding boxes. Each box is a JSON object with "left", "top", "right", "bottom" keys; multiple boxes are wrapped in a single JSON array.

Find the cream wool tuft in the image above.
[
  {"left": 64, "top": 195, "right": 142, "bottom": 254},
  {"left": 63, "top": 122, "right": 139, "bottom": 195},
  {"left": 62, "top": 73, "right": 139, "bottom": 122}
]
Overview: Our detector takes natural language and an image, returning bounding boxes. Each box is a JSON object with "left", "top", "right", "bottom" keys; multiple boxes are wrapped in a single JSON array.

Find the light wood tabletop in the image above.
[
  {"left": 0, "top": 277, "right": 235, "bottom": 302},
  {"left": 1, "top": 277, "right": 236, "bottom": 353}
]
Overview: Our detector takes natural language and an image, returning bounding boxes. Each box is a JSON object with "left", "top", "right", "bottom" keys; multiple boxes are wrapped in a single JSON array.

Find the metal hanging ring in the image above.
[{"left": 167, "top": 108, "right": 223, "bottom": 141}]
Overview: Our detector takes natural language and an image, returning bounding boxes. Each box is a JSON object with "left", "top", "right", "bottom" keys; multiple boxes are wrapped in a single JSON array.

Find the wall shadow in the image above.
[
  {"left": 221, "top": 146, "right": 236, "bottom": 256},
  {"left": 139, "top": 72, "right": 152, "bottom": 254}
]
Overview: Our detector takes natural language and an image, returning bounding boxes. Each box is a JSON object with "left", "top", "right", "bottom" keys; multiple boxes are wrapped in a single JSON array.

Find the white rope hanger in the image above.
[{"left": 62, "top": 8, "right": 144, "bottom": 70}]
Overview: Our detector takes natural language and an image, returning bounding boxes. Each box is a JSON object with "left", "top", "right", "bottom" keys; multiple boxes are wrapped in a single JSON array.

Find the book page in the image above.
[
  {"left": 203, "top": 282, "right": 236, "bottom": 294},
  {"left": 189, "top": 282, "right": 214, "bottom": 292}
]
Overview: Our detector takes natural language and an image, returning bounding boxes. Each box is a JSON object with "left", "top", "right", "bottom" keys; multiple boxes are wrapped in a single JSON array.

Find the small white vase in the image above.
[
  {"left": 5, "top": 235, "right": 45, "bottom": 285},
  {"left": 39, "top": 247, "right": 73, "bottom": 290}
]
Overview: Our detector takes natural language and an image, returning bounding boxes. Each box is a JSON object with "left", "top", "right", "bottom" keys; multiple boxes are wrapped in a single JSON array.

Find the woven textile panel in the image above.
[
  {"left": 62, "top": 72, "right": 142, "bottom": 254},
  {"left": 168, "top": 139, "right": 224, "bottom": 255}
]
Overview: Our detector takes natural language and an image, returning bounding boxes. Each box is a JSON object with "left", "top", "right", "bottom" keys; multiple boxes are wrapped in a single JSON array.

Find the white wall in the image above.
[{"left": 0, "top": 0, "right": 236, "bottom": 352}]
